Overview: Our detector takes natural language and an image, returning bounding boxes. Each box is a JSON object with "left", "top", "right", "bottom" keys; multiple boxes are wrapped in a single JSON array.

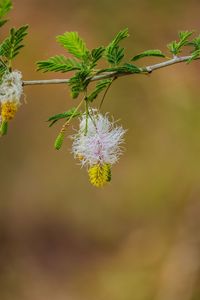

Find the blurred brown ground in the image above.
[{"left": 0, "top": 0, "right": 200, "bottom": 299}]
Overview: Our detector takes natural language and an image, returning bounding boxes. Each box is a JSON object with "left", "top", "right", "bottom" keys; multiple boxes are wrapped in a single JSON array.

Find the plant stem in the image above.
[{"left": 22, "top": 55, "right": 199, "bottom": 86}]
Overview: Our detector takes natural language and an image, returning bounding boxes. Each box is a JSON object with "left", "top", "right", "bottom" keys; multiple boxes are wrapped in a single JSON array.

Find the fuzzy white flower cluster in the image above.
[
  {"left": 0, "top": 70, "right": 23, "bottom": 104},
  {"left": 72, "top": 110, "right": 126, "bottom": 167}
]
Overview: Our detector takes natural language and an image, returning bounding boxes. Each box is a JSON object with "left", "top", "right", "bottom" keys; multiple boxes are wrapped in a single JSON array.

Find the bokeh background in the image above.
[{"left": 1, "top": 0, "right": 200, "bottom": 299}]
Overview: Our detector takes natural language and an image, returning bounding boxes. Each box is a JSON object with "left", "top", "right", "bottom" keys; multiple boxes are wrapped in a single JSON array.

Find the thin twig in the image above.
[
  {"left": 22, "top": 55, "right": 199, "bottom": 86},
  {"left": 99, "top": 77, "right": 116, "bottom": 110}
]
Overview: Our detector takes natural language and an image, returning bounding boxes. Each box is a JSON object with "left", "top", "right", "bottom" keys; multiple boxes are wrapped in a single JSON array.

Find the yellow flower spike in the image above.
[
  {"left": 88, "top": 164, "right": 112, "bottom": 187},
  {"left": 1, "top": 101, "right": 19, "bottom": 121}
]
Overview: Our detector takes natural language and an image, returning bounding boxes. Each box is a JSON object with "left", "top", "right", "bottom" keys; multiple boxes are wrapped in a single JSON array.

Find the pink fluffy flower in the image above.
[{"left": 72, "top": 110, "right": 126, "bottom": 167}]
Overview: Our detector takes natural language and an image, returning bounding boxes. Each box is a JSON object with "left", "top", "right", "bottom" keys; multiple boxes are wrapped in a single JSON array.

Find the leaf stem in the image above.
[
  {"left": 60, "top": 97, "right": 84, "bottom": 134},
  {"left": 99, "top": 77, "right": 116, "bottom": 110}
]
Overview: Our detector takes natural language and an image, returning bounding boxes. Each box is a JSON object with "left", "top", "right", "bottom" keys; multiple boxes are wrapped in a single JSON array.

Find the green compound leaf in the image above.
[
  {"left": 107, "top": 28, "right": 129, "bottom": 48},
  {"left": 87, "top": 79, "right": 112, "bottom": 102},
  {"left": 187, "top": 35, "right": 200, "bottom": 50},
  {"left": 168, "top": 30, "right": 194, "bottom": 55},
  {"left": 37, "top": 55, "right": 81, "bottom": 73},
  {"left": 91, "top": 46, "right": 105, "bottom": 65},
  {"left": 0, "top": 0, "right": 12, "bottom": 27},
  {"left": 0, "top": 25, "right": 28, "bottom": 60},
  {"left": 57, "top": 32, "right": 89, "bottom": 60},
  {"left": 187, "top": 49, "right": 200, "bottom": 63},
  {"left": 178, "top": 31, "right": 194, "bottom": 46},
  {"left": 48, "top": 108, "right": 81, "bottom": 127},
  {"left": 186, "top": 36, "right": 200, "bottom": 63},
  {"left": 105, "top": 28, "right": 129, "bottom": 66},
  {"left": 131, "top": 49, "right": 165, "bottom": 61}
]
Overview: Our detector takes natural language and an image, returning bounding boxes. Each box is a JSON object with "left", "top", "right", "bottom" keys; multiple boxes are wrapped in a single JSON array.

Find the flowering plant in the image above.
[
  {"left": 72, "top": 110, "right": 126, "bottom": 187},
  {"left": 0, "top": 0, "right": 200, "bottom": 186}
]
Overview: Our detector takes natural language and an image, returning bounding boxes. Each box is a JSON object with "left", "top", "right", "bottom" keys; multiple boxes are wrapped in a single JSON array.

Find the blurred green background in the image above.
[{"left": 1, "top": 0, "right": 200, "bottom": 299}]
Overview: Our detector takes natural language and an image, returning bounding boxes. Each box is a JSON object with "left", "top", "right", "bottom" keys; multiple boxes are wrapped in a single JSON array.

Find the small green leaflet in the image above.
[
  {"left": 48, "top": 108, "right": 81, "bottom": 127},
  {"left": 0, "top": 0, "right": 12, "bottom": 27},
  {"left": 105, "top": 28, "right": 129, "bottom": 66},
  {"left": 57, "top": 32, "right": 89, "bottom": 60},
  {"left": 107, "top": 28, "right": 129, "bottom": 49},
  {"left": 0, "top": 67, "right": 6, "bottom": 81},
  {"left": 120, "top": 63, "right": 141, "bottom": 73},
  {"left": 0, "top": 0, "right": 12, "bottom": 18},
  {"left": 131, "top": 49, "right": 165, "bottom": 61},
  {"left": 0, "top": 25, "right": 28, "bottom": 60},
  {"left": 97, "top": 63, "right": 141, "bottom": 74},
  {"left": 0, "top": 60, "right": 7, "bottom": 81},
  {"left": 37, "top": 56, "right": 81, "bottom": 73},
  {"left": 87, "top": 79, "right": 112, "bottom": 102},
  {"left": 168, "top": 31, "right": 194, "bottom": 55}
]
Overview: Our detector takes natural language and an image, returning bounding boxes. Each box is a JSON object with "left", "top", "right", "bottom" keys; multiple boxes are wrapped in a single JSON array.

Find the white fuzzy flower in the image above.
[
  {"left": 71, "top": 110, "right": 126, "bottom": 187},
  {"left": 0, "top": 71, "right": 23, "bottom": 123},
  {"left": 0, "top": 70, "right": 23, "bottom": 104},
  {"left": 72, "top": 110, "right": 126, "bottom": 167}
]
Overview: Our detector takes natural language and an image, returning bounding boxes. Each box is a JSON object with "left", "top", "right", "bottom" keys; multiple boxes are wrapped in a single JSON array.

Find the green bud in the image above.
[
  {"left": 54, "top": 132, "right": 65, "bottom": 150},
  {"left": 0, "top": 121, "right": 8, "bottom": 136}
]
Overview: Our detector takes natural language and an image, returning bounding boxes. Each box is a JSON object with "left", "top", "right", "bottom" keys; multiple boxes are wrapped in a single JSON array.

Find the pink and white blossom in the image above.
[{"left": 72, "top": 110, "right": 126, "bottom": 167}]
